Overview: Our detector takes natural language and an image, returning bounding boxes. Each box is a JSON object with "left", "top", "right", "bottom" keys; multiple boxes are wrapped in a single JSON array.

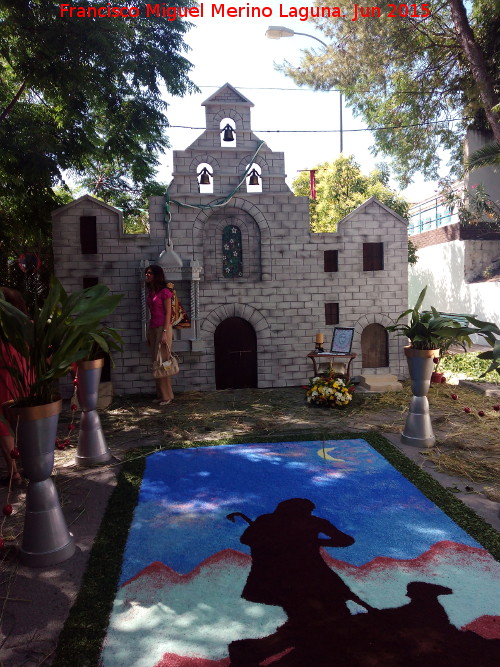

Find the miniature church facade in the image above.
[{"left": 52, "top": 84, "right": 408, "bottom": 395}]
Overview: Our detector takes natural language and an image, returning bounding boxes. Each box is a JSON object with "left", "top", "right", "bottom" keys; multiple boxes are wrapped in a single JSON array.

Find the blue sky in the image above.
[
  {"left": 119, "top": 439, "right": 479, "bottom": 583},
  {"left": 158, "top": 3, "right": 447, "bottom": 204}
]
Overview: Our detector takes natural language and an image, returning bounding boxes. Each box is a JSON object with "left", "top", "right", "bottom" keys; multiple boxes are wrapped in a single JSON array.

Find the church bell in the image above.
[
  {"left": 222, "top": 124, "right": 235, "bottom": 142},
  {"left": 198, "top": 167, "right": 212, "bottom": 185},
  {"left": 248, "top": 168, "right": 260, "bottom": 186}
]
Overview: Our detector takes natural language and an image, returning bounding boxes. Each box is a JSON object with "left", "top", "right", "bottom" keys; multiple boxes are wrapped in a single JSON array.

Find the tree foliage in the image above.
[
  {"left": 77, "top": 160, "right": 168, "bottom": 234},
  {"left": 0, "top": 0, "right": 196, "bottom": 259},
  {"left": 279, "top": 0, "right": 500, "bottom": 185},
  {"left": 292, "top": 155, "right": 409, "bottom": 232}
]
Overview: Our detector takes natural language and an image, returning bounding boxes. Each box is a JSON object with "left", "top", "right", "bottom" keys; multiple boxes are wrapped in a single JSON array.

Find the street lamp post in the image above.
[{"left": 265, "top": 25, "right": 343, "bottom": 154}]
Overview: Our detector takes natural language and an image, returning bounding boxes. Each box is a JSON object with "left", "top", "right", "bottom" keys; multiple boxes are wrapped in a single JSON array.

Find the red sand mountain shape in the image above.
[
  {"left": 122, "top": 540, "right": 499, "bottom": 667},
  {"left": 123, "top": 540, "right": 496, "bottom": 589}
]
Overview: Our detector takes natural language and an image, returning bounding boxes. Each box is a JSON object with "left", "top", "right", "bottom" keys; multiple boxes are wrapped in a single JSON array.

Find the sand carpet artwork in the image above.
[{"left": 100, "top": 439, "right": 500, "bottom": 666}]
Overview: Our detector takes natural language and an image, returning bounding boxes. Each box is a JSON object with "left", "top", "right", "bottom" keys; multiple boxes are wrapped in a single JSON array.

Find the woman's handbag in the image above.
[{"left": 153, "top": 343, "right": 180, "bottom": 378}]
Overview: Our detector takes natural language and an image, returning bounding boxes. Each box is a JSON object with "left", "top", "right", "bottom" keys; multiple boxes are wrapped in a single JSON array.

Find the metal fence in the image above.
[{"left": 408, "top": 197, "right": 459, "bottom": 236}]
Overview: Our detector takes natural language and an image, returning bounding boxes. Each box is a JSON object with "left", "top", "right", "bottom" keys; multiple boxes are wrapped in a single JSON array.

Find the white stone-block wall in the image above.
[
  {"left": 463, "top": 239, "right": 500, "bottom": 282},
  {"left": 409, "top": 240, "right": 500, "bottom": 340},
  {"left": 51, "top": 84, "right": 409, "bottom": 396}
]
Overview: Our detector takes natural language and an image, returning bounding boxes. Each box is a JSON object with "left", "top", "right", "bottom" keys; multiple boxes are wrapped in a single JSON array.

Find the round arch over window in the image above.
[{"left": 222, "top": 224, "right": 243, "bottom": 278}]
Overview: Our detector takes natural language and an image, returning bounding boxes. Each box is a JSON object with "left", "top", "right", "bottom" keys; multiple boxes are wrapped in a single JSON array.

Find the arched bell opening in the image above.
[
  {"left": 220, "top": 118, "right": 236, "bottom": 147},
  {"left": 246, "top": 163, "right": 262, "bottom": 193},
  {"left": 197, "top": 162, "right": 213, "bottom": 194}
]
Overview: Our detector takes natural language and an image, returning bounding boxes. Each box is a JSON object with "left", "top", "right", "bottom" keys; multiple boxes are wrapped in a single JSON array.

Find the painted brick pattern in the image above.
[{"left": 52, "top": 84, "right": 409, "bottom": 396}]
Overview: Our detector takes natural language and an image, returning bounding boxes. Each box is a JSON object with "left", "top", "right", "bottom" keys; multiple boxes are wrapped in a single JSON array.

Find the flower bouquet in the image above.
[{"left": 306, "top": 374, "right": 354, "bottom": 408}]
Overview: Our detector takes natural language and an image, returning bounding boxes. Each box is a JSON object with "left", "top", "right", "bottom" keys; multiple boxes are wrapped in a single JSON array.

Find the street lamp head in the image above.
[{"left": 265, "top": 26, "right": 296, "bottom": 40}]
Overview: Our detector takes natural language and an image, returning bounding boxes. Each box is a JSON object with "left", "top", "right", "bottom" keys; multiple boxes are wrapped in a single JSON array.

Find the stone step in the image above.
[{"left": 358, "top": 374, "right": 403, "bottom": 392}]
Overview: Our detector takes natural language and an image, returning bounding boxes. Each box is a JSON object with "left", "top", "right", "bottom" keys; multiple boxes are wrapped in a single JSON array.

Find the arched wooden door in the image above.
[
  {"left": 214, "top": 317, "right": 257, "bottom": 389},
  {"left": 361, "top": 323, "right": 389, "bottom": 368}
]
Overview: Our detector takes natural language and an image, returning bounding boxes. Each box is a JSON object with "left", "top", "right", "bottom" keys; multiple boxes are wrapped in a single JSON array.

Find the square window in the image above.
[
  {"left": 324, "top": 250, "right": 338, "bottom": 272},
  {"left": 325, "top": 302, "right": 339, "bottom": 325},
  {"left": 363, "top": 242, "right": 384, "bottom": 271},
  {"left": 80, "top": 216, "right": 97, "bottom": 254},
  {"left": 83, "top": 276, "right": 98, "bottom": 289}
]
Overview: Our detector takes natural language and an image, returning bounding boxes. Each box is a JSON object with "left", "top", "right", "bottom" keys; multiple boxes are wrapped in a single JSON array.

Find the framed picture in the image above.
[{"left": 330, "top": 327, "right": 354, "bottom": 354}]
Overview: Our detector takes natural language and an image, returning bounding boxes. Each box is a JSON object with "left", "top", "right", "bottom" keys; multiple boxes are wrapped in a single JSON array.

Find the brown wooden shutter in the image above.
[
  {"left": 324, "top": 250, "right": 339, "bottom": 272},
  {"left": 363, "top": 242, "right": 384, "bottom": 271},
  {"left": 80, "top": 216, "right": 97, "bottom": 254},
  {"left": 325, "top": 303, "right": 339, "bottom": 325},
  {"left": 361, "top": 323, "right": 389, "bottom": 367},
  {"left": 83, "top": 276, "right": 98, "bottom": 289}
]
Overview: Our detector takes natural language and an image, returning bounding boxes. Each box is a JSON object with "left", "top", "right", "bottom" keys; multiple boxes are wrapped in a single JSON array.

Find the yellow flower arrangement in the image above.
[{"left": 306, "top": 374, "right": 354, "bottom": 408}]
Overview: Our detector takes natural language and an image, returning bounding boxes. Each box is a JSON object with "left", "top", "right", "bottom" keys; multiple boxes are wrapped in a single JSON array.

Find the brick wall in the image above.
[{"left": 52, "top": 84, "right": 409, "bottom": 395}]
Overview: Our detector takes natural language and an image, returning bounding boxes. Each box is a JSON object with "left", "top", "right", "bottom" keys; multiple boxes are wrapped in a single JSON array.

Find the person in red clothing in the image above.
[
  {"left": 145, "top": 265, "right": 174, "bottom": 405},
  {"left": 0, "top": 288, "right": 30, "bottom": 485}
]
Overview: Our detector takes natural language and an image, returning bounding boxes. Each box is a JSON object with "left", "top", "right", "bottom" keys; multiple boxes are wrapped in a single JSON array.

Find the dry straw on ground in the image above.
[{"left": 56, "top": 381, "right": 499, "bottom": 499}]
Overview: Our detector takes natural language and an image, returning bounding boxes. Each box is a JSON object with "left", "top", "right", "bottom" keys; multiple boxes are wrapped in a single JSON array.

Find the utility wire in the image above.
[
  {"left": 168, "top": 116, "right": 469, "bottom": 134},
  {"left": 196, "top": 85, "right": 454, "bottom": 95}
]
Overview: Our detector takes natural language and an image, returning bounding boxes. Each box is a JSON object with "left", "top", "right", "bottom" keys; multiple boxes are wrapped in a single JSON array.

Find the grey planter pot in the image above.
[
  {"left": 401, "top": 346, "right": 439, "bottom": 448},
  {"left": 75, "top": 359, "right": 111, "bottom": 466},
  {"left": 4, "top": 399, "right": 75, "bottom": 567}
]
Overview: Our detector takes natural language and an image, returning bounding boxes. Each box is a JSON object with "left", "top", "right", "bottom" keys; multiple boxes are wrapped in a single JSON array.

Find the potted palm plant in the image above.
[
  {"left": 0, "top": 278, "right": 122, "bottom": 566},
  {"left": 387, "top": 288, "right": 500, "bottom": 446},
  {"left": 386, "top": 287, "right": 486, "bottom": 447}
]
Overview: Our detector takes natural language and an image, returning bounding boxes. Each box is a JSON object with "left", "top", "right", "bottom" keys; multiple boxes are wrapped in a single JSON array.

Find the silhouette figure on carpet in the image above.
[
  {"left": 226, "top": 498, "right": 500, "bottom": 667},
  {"left": 226, "top": 498, "right": 371, "bottom": 665}
]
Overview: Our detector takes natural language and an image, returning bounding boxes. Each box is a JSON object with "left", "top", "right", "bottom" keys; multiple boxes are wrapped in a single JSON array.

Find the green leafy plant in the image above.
[
  {"left": 386, "top": 287, "right": 475, "bottom": 350},
  {"left": 440, "top": 180, "right": 500, "bottom": 232},
  {"left": 0, "top": 278, "right": 122, "bottom": 406},
  {"left": 387, "top": 287, "right": 500, "bottom": 375},
  {"left": 439, "top": 352, "right": 500, "bottom": 383},
  {"left": 408, "top": 239, "right": 419, "bottom": 266}
]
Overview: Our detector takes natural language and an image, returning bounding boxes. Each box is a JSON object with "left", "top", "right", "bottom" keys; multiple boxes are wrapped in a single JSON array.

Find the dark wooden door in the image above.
[
  {"left": 361, "top": 323, "right": 388, "bottom": 368},
  {"left": 214, "top": 317, "right": 257, "bottom": 389}
]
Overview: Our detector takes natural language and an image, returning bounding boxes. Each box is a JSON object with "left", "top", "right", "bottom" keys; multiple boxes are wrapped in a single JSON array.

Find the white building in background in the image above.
[{"left": 408, "top": 129, "right": 500, "bottom": 331}]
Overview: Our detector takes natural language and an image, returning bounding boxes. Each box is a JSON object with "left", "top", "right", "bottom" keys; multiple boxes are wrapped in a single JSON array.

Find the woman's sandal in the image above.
[{"left": 159, "top": 399, "right": 173, "bottom": 406}]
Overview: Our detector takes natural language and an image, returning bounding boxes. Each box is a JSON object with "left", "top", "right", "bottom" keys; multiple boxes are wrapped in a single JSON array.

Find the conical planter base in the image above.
[
  {"left": 75, "top": 359, "right": 112, "bottom": 466},
  {"left": 75, "top": 410, "right": 111, "bottom": 466},
  {"left": 402, "top": 347, "right": 439, "bottom": 448},
  {"left": 21, "top": 479, "right": 76, "bottom": 567},
  {"left": 402, "top": 396, "right": 436, "bottom": 447},
  {"left": 4, "top": 399, "right": 75, "bottom": 567}
]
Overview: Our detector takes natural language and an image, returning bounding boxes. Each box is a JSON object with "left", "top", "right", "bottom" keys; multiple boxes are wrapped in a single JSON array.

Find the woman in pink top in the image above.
[{"left": 145, "top": 265, "right": 174, "bottom": 405}]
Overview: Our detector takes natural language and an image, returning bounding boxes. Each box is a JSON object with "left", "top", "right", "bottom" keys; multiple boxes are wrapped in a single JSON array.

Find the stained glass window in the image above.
[{"left": 222, "top": 225, "right": 243, "bottom": 278}]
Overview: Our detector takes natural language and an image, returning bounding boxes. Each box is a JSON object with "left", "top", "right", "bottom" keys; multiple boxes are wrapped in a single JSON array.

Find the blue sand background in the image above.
[{"left": 119, "top": 439, "right": 480, "bottom": 585}]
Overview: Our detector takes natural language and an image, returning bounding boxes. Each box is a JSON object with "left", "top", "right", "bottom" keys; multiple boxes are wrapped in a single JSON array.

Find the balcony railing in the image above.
[{"left": 408, "top": 198, "right": 459, "bottom": 236}]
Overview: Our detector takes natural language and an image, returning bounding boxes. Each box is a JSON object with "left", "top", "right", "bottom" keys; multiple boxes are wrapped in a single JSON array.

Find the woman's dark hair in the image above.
[
  {"left": 145, "top": 265, "right": 166, "bottom": 293},
  {"left": 0, "top": 287, "right": 28, "bottom": 314}
]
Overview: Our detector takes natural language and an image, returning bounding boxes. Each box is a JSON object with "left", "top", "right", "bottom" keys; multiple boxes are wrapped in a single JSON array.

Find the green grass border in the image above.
[{"left": 52, "top": 430, "right": 499, "bottom": 667}]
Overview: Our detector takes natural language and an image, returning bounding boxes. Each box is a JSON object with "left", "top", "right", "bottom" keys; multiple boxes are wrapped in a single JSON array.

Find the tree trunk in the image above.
[
  {"left": 0, "top": 79, "right": 28, "bottom": 125},
  {"left": 449, "top": 0, "right": 500, "bottom": 143}
]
